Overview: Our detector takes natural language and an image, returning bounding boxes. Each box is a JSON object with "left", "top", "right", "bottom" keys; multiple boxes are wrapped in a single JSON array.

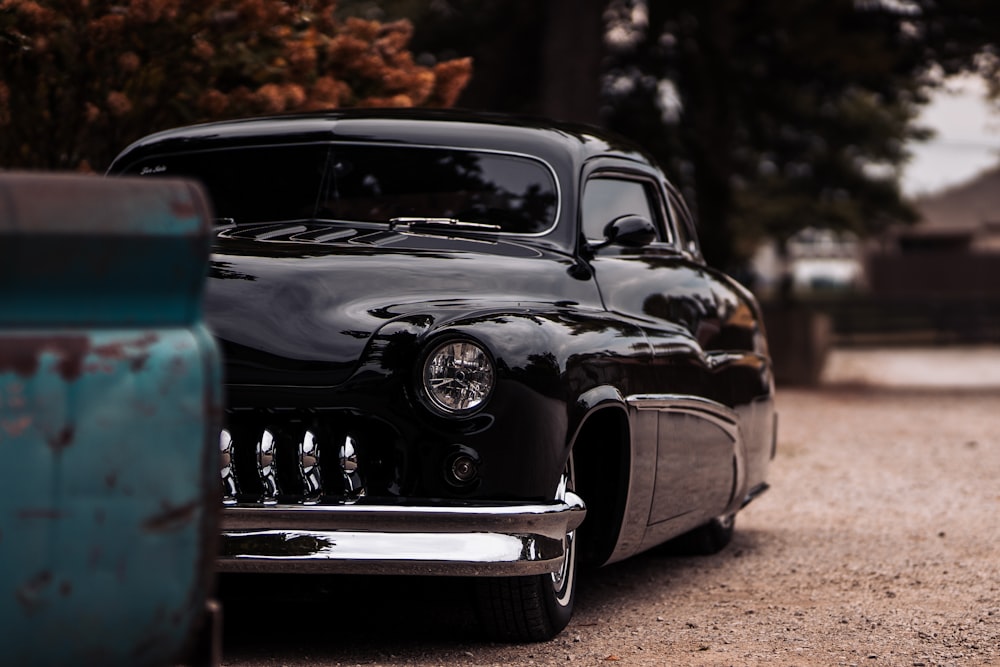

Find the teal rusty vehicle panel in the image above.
[{"left": 0, "top": 174, "right": 221, "bottom": 667}]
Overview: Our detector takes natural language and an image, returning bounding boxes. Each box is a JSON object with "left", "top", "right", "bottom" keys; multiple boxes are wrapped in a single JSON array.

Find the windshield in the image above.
[{"left": 124, "top": 143, "right": 559, "bottom": 234}]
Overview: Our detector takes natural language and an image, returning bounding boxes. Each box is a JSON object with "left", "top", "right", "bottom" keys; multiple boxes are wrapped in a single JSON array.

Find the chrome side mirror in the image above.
[{"left": 591, "top": 214, "right": 657, "bottom": 250}]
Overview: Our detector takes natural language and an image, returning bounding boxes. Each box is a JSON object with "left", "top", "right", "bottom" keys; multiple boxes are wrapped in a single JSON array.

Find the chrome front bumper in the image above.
[{"left": 217, "top": 493, "right": 586, "bottom": 576}]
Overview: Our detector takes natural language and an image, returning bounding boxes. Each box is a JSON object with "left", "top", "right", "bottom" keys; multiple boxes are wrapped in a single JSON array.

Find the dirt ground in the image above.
[{"left": 219, "top": 347, "right": 1000, "bottom": 667}]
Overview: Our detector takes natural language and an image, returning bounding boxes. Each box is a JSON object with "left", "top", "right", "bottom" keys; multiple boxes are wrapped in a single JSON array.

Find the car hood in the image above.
[{"left": 205, "top": 225, "right": 593, "bottom": 388}]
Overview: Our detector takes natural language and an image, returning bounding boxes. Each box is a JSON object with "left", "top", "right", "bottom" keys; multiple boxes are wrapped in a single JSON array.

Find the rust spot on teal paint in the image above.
[
  {"left": 129, "top": 354, "right": 151, "bottom": 372},
  {"left": 16, "top": 570, "right": 53, "bottom": 615},
  {"left": 4, "top": 381, "right": 26, "bottom": 408},
  {"left": 2, "top": 415, "right": 32, "bottom": 437},
  {"left": 92, "top": 332, "right": 159, "bottom": 361},
  {"left": 0, "top": 336, "right": 90, "bottom": 380},
  {"left": 0, "top": 332, "right": 160, "bottom": 390},
  {"left": 47, "top": 425, "right": 75, "bottom": 452},
  {"left": 143, "top": 500, "right": 199, "bottom": 533}
]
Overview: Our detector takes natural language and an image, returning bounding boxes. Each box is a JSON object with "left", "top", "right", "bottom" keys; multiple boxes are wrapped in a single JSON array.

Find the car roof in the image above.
[{"left": 109, "top": 108, "right": 654, "bottom": 174}]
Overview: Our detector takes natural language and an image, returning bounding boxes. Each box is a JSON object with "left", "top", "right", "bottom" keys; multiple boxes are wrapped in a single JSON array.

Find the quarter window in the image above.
[{"left": 666, "top": 188, "right": 701, "bottom": 258}]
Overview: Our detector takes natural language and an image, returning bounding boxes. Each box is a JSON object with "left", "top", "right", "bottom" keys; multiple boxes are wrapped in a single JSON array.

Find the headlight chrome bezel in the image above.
[{"left": 419, "top": 337, "right": 496, "bottom": 417}]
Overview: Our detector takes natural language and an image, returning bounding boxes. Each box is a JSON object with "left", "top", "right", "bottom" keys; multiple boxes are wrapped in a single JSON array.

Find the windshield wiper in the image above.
[{"left": 389, "top": 217, "right": 501, "bottom": 233}]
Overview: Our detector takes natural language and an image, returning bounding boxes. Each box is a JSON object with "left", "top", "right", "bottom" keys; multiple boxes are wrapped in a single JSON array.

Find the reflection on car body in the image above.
[{"left": 108, "top": 109, "right": 776, "bottom": 642}]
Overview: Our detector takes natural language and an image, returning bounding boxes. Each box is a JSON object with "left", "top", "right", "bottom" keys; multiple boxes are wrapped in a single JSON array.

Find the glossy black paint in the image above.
[{"left": 109, "top": 108, "right": 775, "bottom": 567}]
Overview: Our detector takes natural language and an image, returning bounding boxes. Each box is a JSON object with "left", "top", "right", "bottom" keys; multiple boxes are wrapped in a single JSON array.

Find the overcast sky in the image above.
[{"left": 902, "top": 75, "right": 1000, "bottom": 196}]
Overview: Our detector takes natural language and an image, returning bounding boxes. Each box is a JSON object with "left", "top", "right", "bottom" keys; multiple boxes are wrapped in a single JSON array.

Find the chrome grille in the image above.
[{"left": 219, "top": 410, "right": 401, "bottom": 504}]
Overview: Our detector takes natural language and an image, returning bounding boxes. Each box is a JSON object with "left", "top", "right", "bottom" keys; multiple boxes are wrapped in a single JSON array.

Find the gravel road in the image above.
[{"left": 220, "top": 348, "right": 1000, "bottom": 667}]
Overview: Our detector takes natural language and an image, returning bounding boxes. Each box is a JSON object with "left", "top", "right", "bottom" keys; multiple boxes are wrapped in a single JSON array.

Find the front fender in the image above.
[{"left": 399, "top": 309, "right": 649, "bottom": 496}]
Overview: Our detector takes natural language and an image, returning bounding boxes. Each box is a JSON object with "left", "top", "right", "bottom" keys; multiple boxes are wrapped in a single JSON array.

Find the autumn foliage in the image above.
[{"left": 0, "top": 0, "right": 472, "bottom": 171}]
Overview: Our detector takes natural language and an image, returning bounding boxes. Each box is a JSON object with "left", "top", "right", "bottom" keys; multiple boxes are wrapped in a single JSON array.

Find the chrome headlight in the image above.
[{"left": 421, "top": 339, "right": 495, "bottom": 415}]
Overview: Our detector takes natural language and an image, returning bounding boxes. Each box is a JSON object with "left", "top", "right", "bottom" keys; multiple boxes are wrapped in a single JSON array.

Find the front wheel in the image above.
[{"left": 474, "top": 456, "right": 578, "bottom": 642}]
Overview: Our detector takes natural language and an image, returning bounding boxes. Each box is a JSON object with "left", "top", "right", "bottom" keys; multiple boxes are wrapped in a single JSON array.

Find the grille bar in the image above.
[
  {"left": 258, "top": 429, "right": 278, "bottom": 504},
  {"left": 340, "top": 435, "right": 364, "bottom": 500},
  {"left": 299, "top": 430, "right": 322, "bottom": 502}
]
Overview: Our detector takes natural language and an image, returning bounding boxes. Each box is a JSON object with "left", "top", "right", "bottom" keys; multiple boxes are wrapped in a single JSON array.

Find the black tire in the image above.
[
  {"left": 664, "top": 513, "right": 736, "bottom": 556},
  {"left": 475, "top": 456, "right": 578, "bottom": 642}
]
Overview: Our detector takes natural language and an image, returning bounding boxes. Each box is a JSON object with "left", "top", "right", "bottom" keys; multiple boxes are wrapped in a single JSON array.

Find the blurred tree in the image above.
[
  {"left": 602, "top": 0, "right": 940, "bottom": 270},
  {"left": 0, "top": 0, "right": 471, "bottom": 171},
  {"left": 338, "top": 0, "right": 605, "bottom": 124},
  {"left": 915, "top": 1, "right": 1000, "bottom": 74},
  {"left": 914, "top": 1, "right": 1000, "bottom": 101},
  {"left": 608, "top": 0, "right": 1000, "bottom": 270}
]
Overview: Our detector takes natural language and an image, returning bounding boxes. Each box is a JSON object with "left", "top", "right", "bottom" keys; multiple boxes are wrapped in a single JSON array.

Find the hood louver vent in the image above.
[{"left": 219, "top": 224, "right": 359, "bottom": 244}]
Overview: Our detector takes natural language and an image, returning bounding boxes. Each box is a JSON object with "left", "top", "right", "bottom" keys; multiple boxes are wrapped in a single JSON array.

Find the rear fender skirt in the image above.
[{"left": 605, "top": 394, "right": 748, "bottom": 565}]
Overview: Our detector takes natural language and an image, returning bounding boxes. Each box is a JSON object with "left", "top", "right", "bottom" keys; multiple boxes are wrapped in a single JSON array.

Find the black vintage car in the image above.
[{"left": 108, "top": 109, "right": 776, "bottom": 642}]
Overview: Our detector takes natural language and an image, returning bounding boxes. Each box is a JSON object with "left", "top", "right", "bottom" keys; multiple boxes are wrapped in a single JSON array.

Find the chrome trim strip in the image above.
[
  {"left": 626, "top": 393, "right": 741, "bottom": 441},
  {"left": 741, "top": 482, "right": 770, "bottom": 508},
  {"left": 217, "top": 492, "right": 586, "bottom": 576},
  {"left": 220, "top": 531, "right": 565, "bottom": 576}
]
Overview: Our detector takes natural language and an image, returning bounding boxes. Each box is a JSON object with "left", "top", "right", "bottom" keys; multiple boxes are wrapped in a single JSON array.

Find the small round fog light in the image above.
[
  {"left": 451, "top": 455, "right": 478, "bottom": 482},
  {"left": 444, "top": 446, "right": 481, "bottom": 488}
]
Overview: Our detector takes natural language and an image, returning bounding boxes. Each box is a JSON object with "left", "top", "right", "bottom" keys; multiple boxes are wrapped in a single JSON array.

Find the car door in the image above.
[{"left": 581, "top": 161, "right": 737, "bottom": 539}]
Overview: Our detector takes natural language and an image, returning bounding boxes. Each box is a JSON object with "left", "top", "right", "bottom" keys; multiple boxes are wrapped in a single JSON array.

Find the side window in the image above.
[
  {"left": 666, "top": 187, "right": 701, "bottom": 258},
  {"left": 581, "top": 177, "right": 662, "bottom": 242}
]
